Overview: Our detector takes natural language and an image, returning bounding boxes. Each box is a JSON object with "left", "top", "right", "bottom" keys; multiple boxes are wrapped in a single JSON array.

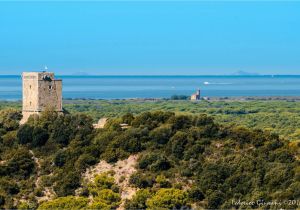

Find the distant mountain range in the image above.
[{"left": 231, "top": 71, "right": 260, "bottom": 76}]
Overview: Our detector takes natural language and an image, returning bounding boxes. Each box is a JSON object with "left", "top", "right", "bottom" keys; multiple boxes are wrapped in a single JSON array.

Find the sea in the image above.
[{"left": 1, "top": 75, "right": 300, "bottom": 100}]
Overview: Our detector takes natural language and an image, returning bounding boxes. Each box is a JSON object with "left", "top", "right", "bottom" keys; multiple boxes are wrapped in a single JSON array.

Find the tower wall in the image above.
[
  {"left": 38, "top": 79, "right": 62, "bottom": 111},
  {"left": 22, "top": 72, "right": 39, "bottom": 112}
]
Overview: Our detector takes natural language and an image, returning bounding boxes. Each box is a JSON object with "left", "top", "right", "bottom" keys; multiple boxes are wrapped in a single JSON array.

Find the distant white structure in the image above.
[{"left": 191, "top": 89, "right": 201, "bottom": 101}]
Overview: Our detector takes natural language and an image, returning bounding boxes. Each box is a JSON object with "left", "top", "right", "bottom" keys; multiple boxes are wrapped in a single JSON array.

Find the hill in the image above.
[
  {"left": 231, "top": 71, "right": 259, "bottom": 76},
  {"left": 0, "top": 109, "right": 299, "bottom": 209}
]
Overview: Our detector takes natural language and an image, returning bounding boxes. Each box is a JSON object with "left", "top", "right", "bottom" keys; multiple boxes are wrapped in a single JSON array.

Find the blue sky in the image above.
[{"left": 0, "top": 1, "right": 299, "bottom": 75}]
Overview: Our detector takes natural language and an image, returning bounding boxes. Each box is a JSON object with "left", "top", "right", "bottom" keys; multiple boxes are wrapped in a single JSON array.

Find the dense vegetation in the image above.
[
  {"left": 1, "top": 99, "right": 300, "bottom": 141},
  {"left": 0, "top": 105, "right": 299, "bottom": 209},
  {"left": 65, "top": 99, "right": 300, "bottom": 142}
]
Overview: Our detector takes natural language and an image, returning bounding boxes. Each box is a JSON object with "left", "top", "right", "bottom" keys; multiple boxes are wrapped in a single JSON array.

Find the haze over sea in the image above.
[{"left": 1, "top": 75, "right": 300, "bottom": 100}]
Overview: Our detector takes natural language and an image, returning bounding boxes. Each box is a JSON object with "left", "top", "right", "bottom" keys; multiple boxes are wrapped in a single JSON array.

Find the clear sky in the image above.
[{"left": 0, "top": 1, "right": 299, "bottom": 75}]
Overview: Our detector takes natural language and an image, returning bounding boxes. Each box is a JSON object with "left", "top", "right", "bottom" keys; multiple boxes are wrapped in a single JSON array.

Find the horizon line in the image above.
[{"left": 1, "top": 73, "right": 300, "bottom": 76}]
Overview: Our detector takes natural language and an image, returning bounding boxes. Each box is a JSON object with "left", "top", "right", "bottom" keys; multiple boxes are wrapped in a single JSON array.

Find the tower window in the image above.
[
  {"left": 30, "top": 101, "right": 31, "bottom": 106},
  {"left": 29, "top": 85, "right": 31, "bottom": 89},
  {"left": 49, "top": 85, "right": 52, "bottom": 90}
]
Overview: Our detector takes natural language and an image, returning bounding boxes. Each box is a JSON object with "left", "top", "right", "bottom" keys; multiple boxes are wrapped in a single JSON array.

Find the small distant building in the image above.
[
  {"left": 20, "top": 71, "right": 62, "bottom": 124},
  {"left": 191, "top": 89, "right": 201, "bottom": 101}
]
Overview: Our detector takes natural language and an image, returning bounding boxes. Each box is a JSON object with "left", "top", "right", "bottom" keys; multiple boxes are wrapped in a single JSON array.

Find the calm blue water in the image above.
[{"left": 1, "top": 75, "right": 300, "bottom": 100}]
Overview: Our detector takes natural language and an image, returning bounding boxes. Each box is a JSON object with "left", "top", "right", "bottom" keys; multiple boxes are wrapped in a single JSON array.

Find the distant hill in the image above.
[{"left": 231, "top": 70, "right": 259, "bottom": 76}]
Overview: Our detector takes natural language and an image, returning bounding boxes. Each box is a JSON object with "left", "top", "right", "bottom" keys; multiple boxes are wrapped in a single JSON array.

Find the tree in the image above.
[
  {"left": 193, "top": 114, "right": 214, "bottom": 127},
  {"left": 155, "top": 175, "right": 171, "bottom": 188},
  {"left": 146, "top": 188, "right": 189, "bottom": 209},
  {"left": 167, "top": 131, "right": 189, "bottom": 158},
  {"left": 129, "top": 172, "right": 155, "bottom": 188},
  {"left": 93, "top": 189, "right": 121, "bottom": 208},
  {"left": 124, "top": 189, "right": 152, "bottom": 209},
  {"left": 138, "top": 153, "right": 158, "bottom": 169},
  {"left": 0, "top": 148, "right": 35, "bottom": 179},
  {"left": 50, "top": 116, "right": 70, "bottom": 145},
  {"left": 188, "top": 186, "right": 205, "bottom": 202},
  {"left": 17, "top": 124, "right": 33, "bottom": 145},
  {"left": 74, "top": 153, "right": 97, "bottom": 172},
  {"left": 0, "top": 109, "right": 22, "bottom": 131},
  {"left": 1, "top": 131, "right": 17, "bottom": 146},
  {"left": 54, "top": 172, "right": 81, "bottom": 196},
  {"left": 149, "top": 125, "right": 173, "bottom": 144},
  {"left": 88, "top": 173, "right": 116, "bottom": 195},
  {"left": 122, "top": 113, "right": 134, "bottom": 124},
  {"left": 0, "top": 178, "right": 19, "bottom": 195},
  {"left": 31, "top": 127, "right": 49, "bottom": 147},
  {"left": 0, "top": 193, "right": 5, "bottom": 208},
  {"left": 37, "top": 196, "right": 88, "bottom": 209},
  {"left": 17, "top": 201, "right": 37, "bottom": 210},
  {"left": 88, "top": 201, "right": 110, "bottom": 210},
  {"left": 149, "top": 155, "right": 171, "bottom": 172},
  {"left": 206, "top": 190, "right": 225, "bottom": 209},
  {"left": 86, "top": 174, "right": 121, "bottom": 209},
  {"left": 170, "top": 95, "right": 189, "bottom": 100},
  {"left": 168, "top": 115, "right": 191, "bottom": 130},
  {"left": 54, "top": 150, "right": 68, "bottom": 167}
]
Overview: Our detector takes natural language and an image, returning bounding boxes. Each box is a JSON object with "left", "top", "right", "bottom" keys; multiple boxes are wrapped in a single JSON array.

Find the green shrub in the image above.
[
  {"left": 38, "top": 196, "right": 88, "bottom": 209},
  {"left": 93, "top": 189, "right": 121, "bottom": 207},
  {"left": 155, "top": 175, "right": 171, "bottom": 188},
  {"left": 17, "top": 124, "right": 33, "bottom": 145},
  {"left": 124, "top": 189, "right": 152, "bottom": 209},
  {"left": 149, "top": 125, "right": 173, "bottom": 144},
  {"left": 53, "top": 150, "right": 68, "bottom": 167},
  {"left": 146, "top": 188, "right": 189, "bottom": 209},
  {"left": 0, "top": 148, "right": 34, "bottom": 179},
  {"left": 75, "top": 153, "right": 97, "bottom": 172},
  {"left": 54, "top": 172, "right": 81, "bottom": 196},
  {"left": 0, "top": 109, "right": 22, "bottom": 131},
  {"left": 89, "top": 201, "right": 111, "bottom": 210},
  {"left": 149, "top": 155, "right": 171, "bottom": 172},
  {"left": 90, "top": 173, "right": 115, "bottom": 191},
  {"left": 31, "top": 126, "right": 49, "bottom": 147},
  {"left": 138, "top": 153, "right": 158, "bottom": 169},
  {"left": 167, "top": 131, "right": 189, "bottom": 158},
  {"left": 129, "top": 172, "right": 155, "bottom": 188},
  {"left": 18, "top": 201, "right": 37, "bottom": 210},
  {"left": 188, "top": 186, "right": 205, "bottom": 202}
]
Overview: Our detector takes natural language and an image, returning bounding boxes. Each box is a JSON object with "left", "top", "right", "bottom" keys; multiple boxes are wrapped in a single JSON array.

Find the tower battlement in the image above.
[{"left": 21, "top": 72, "right": 62, "bottom": 123}]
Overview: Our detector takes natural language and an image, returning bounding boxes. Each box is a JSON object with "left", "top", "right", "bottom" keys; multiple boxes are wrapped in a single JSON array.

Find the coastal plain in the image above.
[{"left": 1, "top": 98, "right": 300, "bottom": 142}]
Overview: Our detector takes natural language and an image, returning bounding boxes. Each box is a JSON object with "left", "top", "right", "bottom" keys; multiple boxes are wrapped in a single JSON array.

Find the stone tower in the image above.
[
  {"left": 191, "top": 89, "right": 201, "bottom": 101},
  {"left": 21, "top": 72, "right": 62, "bottom": 123}
]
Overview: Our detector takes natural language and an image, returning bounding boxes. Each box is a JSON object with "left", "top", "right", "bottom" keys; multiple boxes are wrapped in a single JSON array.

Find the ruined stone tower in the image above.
[{"left": 21, "top": 72, "right": 62, "bottom": 123}]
